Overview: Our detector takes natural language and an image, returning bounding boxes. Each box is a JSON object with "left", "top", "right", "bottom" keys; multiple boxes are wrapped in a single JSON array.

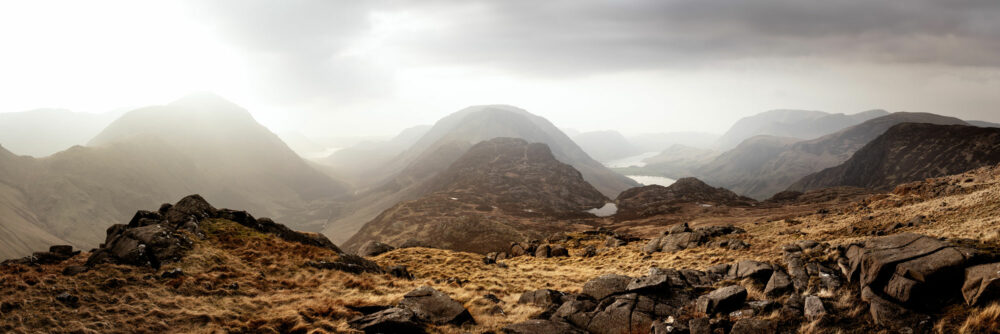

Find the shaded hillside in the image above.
[
  {"left": 343, "top": 138, "right": 608, "bottom": 253},
  {"left": 0, "top": 94, "right": 350, "bottom": 258},
  {"left": 571, "top": 130, "right": 641, "bottom": 162},
  {"left": 321, "top": 125, "right": 431, "bottom": 184},
  {"left": 615, "top": 177, "right": 757, "bottom": 221},
  {"left": 714, "top": 109, "right": 888, "bottom": 150},
  {"left": 699, "top": 112, "right": 967, "bottom": 199},
  {"left": 0, "top": 108, "right": 124, "bottom": 157},
  {"left": 789, "top": 123, "right": 1000, "bottom": 192},
  {"left": 323, "top": 105, "right": 636, "bottom": 244}
]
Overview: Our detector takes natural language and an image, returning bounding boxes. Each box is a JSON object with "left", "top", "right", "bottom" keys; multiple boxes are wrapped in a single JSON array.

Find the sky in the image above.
[{"left": 1, "top": 0, "right": 999, "bottom": 137}]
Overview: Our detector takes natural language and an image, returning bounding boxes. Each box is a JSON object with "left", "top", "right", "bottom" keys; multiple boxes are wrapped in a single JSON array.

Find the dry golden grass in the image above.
[{"left": 4, "top": 165, "right": 1000, "bottom": 333}]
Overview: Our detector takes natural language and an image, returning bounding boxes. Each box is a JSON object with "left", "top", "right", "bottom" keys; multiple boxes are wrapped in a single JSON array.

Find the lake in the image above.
[
  {"left": 604, "top": 151, "right": 660, "bottom": 168},
  {"left": 586, "top": 203, "right": 618, "bottom": 217}
]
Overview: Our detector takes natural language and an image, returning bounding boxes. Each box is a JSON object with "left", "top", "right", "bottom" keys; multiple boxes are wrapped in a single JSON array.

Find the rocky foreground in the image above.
[{"left": 4, "top": 165, "right": 1000, "bottom": 333}]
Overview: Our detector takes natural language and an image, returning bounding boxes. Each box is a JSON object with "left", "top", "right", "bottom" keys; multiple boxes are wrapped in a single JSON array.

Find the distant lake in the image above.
[
  {"left": 627, "top": 175, "right": 677, "bottom": 187},
  {"left": 587, "top": 203, "right": 617, "bottom": 217},
  {"left": 604, "top": 151, "right": 660, "bottom": 168}
]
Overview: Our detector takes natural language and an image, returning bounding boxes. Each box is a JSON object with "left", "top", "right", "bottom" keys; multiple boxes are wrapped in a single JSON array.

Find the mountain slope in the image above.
[
  {"left": 699, "top": 112, "right": 968, "bottom": 199},
  {"left": 789, "top": 123, "right": 1000, "bottom": 192},
  {"left": 614, "top": 177, "right": 757, "bottom": 221},
  {"left": 321, "top": 125, "right": 431, "bottom": 184},
  {"left": 714, "top": 109, "right": 889, "bottom": 150},
  {"left": 323, "top": 105, "right": 636, "bottom": 244},
  {"left": 571, "top": 130, "right": 642, "bottom": 162},
  {"left": 0, "top": 94, "right": 350, "bottom": 258},
  {"left": 343, "top": 138, "right": 608, "bottom": 253},
  {"left": 0, "top": 108, "right": 124, "bottom": 157}
]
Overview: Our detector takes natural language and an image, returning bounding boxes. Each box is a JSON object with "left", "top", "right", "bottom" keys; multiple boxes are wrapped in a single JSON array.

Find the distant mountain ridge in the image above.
[
  {"left": 698, "top": 112, "right": 968, "bottom": 199},
  {"left": 343, "top": 138, "right": 608, "bottom": 253},
  {"left": 0, "top": 108, "right": 124, "bottom": 157},
  {"left": 0, "top": 94, "right": 350, "bottom": 259},
  {"left": 714, "top": 109, "right": 889, "bottom": 150},
  {"left": 788, "top": 123, "right": 1000, "bottom": 192},
  {"left": 322, "top": 105, "right": 637, "bottom": 244}
]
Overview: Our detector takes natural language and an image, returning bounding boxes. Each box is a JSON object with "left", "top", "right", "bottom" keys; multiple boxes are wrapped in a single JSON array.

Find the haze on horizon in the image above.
[{"left": 1, "top": 0, "right": 999, "bottom": 139}]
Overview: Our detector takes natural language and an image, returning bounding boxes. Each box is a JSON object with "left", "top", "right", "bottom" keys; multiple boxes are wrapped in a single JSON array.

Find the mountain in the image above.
[
  {"left": 968, "top": 120, "right": 1000, "bottom": 128},
  {"left": 614, "top": 177, "right": 756, "bottom": 221},
  {"left": 629, "top": 131, "right": 720, "bottom": 151},
  {"left": 322, "top": 105, "right": 637, "bottom": 244},
  {"left": 698, "top": 112, "right": 968, "bottom": 199},
  {"left": 0, "top": 108, "right": 124, "bottom": 157},
  {"left": 571, "top": 130, "right": 642, "bottom": 162},
  {"left": 714, "top": 109, "right": 889, "bottom": 150},
  {"left": 343, "top": 138, "right": 608, "bottom": 253},
  {"left": 0, "top": 93, "right": 350, "bottom": 258},
  {"left": 321, "top": 125, "right": 431, "bottom": 185},
  {"left": 789, "top": 123, "right": 1000, "bottom": 192}
]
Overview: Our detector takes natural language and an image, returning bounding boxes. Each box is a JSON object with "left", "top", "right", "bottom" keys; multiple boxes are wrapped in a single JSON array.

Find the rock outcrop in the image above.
[{"left": 615, "top": 178, "right": 757, "bottom": 220}]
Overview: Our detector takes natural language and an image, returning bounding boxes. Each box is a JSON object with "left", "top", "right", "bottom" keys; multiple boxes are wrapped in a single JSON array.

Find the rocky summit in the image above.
[{"left": 343, "top": 137, "right": 608, "bottom": 253}]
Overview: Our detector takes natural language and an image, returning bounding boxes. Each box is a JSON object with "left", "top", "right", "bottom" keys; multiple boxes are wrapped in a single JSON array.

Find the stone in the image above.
[
  {"left": 582, "top": 274, "right": 632, "bottom": 300},
  {"left": 551, "top": 298, "right": 597, "bottom": 328},
  {"left": 55, "top": 292, "right": 78, "bottom": 306},
  {"left": 586, "top": 294, "right": 652, "bottom": 334},
  {"left": 643, "top": 238, "right": 662, "bottom": 253},
  {"left": 696, "top": 285, "right": 747, "bottom": 315},
  {"left": 764, "top": 270, "right": 793, "bottom": 297},
  {"left": 627, "top": 267, "right": 682, "bottom": 292},
  {"left": 962, "top": 262, "right": 1000, "bottom": 306},
  {"left": 668, "top": 222, "right": 690, "bottom": 234},
  {"left": 163, "top": 194, "right": 217, "bottom": 225},
  {"left": 535, "top": 244, "right": 552, "bottom": 258},
  {"left": 606, "top": 236, "right": 626, "bottom": 247},
  {"left": 510, "top": 243, "right": 529, "bottom": 257},
  {"left": 730, "top": 318, "right": 776, "bottom": 334},
  {"left": 688, "top": 318, "right": 711, "bottom": 334},
  {"left": 727, "top": 260, "right": 774, "bottom": 284},
  {"left": 550, "top": 245, "right": 569, "bottom": 257},
  {"left": 502, "top": 320, "right": 585, "bottom": 334},
  {"left": 804, "top": 295, "right": 826, "bottom": 321},
  {"left": 518, "top": 289, "right": 563, "bottom": 308},
  {"left": 358, "top": 241, "right": 395, "bottom": 257},
  {"left": 349, "top": 307, "right": 425, "bottom": 334},
  {"left": 398, "top": 286, "right": 474, "bottom": 325},
  {"left": 107, "top": 224, "right": 192, "bottom": 268},
  {"left": 861, "top": 286, "right": 925, "bottom": 328},
  {"left": 784, "top": 252, "right": 809, "bottom": 292},
  {"left": 581, "top": 246, "right": 597, "bottom": 257},
  {"left": 48, "top": 245, "right": 75, "bottom": 256},
  {"left": 386, "top": 265, "right": 414, "bottom": 280}
]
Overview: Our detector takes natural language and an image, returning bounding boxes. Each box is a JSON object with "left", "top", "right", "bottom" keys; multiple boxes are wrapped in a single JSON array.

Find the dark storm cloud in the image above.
[
  {"left": 186, "top": 0, "right": 1000, "bottom": 104},
  {"left": 390, "top": 0, "right": 1000, "bottom": 74}
]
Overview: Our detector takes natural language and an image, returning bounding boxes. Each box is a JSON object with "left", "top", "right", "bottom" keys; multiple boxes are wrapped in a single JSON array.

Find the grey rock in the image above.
[
  {"left": 764, "top": 270, "right": 793, "bottom": 297},
  {"left": 963, "top": 262, "right": 1000, "bottom": 305},
  {"left": 518, "top": 289, "right": 563, "bottom": 308},
  {"left": 582, "top": 274, "right": 632, "bottom": 300},
  {"left": 502, "top": 320, "right": 584, "bottom": 334},
  {"left": 349, "top": 307, "right": 425, "bottom": 334},
  {"left": 804, "top": 295, "right": 826, "bottom": 321},
  {"left": 398, "top": 286, "right": 474, "bottom": 325},
  {"left": 696, "top": 285, "right": 747, "bottom": 315},
  {"left": 727, "top": 260, "right": 774, "bottom": 284}
]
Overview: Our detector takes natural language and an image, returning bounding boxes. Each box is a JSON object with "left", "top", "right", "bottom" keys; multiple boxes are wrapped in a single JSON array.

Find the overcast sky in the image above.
[{"left": 1, "top": 0, "right": 999, "bottom": 137}]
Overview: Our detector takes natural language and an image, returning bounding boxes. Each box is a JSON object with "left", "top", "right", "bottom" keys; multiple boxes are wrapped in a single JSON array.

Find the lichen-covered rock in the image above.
[{"left": 583, "top": 274, "right": 632, "bottom": 300}]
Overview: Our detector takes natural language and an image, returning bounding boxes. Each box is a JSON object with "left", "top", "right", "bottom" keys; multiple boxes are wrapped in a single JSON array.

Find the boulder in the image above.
[
  {"left": 962, "top": 262, "right": 1000, "bottom": 306},
  {"left": 784, "top": 252, "right": 809, "bottom": 292},
  {"left": 727, "top": 260, "right": 774, "bottom": 284},
  {"left": 550, "top": 245, "right": 569, "bottom": 257},
  {"left": 586, "top": 294, "right": 653, "bottom": 334},
  {"left": 581, "top": 246, "right": 598, "bottom": 257},
  {"left": 349, "top": 307, "right": 425, "bottom": 334},
  {"left": 848, "top": 233, "right": 977, "bottom": 308},
  {"left": 502, "top": 319, "right": 584, "bottom": 334},
  {"left": 398, "top": 286, "right": 474, "bottom": 325},
  {"left": 518, "top": 289, "right": 564, "bottom": 308},
  {"left": 688, "top": 318, "right": 711, "bottom": 334},
  {"left": 668, "top": 222, "right": 690, "bottom": 234},
  {"left": 764, "top": 270, "right": 793, "bottom": 297},
  {"left": 696, "top": 285, "right": 747, "bottom": 315},
  {"left": 105, "top": 224, "right": 192, "bottom": 268},
  {"left": 804, "top": 295, "right": 826, "bottom": 321},
  {"left": 627, "top": 268, "right": 687, "bottom": 292},
  {"left": 163, "top": 194, "right": 217, "bottom": 225},
  {"left": 358, "top": 241, "right": 395, "bottom": 257},
  {"left": 306, "top": 254, "right": 383, "bottom": 274},
  {"left": 582, "top": 274, "right": 632, "bottom": 300},
  {"left": 606, "top": 236, "right": 626, "bottom": 247},
  {"left": 535, "top": 244, "right": 552, "bottom": 258},
  {"left": 127, "top": 210, "right": 163, "bottom": 228},
  {"left": 861, "top": 286, "right": 926, "bottom": 328}
]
